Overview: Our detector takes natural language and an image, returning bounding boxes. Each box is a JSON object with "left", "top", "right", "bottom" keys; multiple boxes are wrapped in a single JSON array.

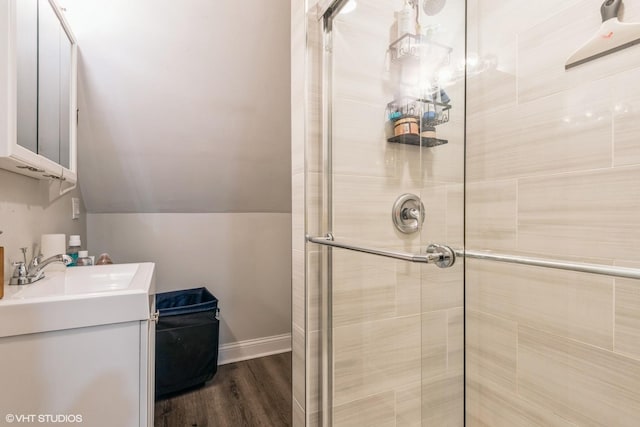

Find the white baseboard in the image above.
[{"left": 218, "top": 333, "right": 292, "bottom": 365}]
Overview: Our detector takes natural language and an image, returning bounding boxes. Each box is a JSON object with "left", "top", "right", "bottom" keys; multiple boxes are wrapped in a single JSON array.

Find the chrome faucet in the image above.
[{"left": 10, "top": 247, "right": 73, "bottom": 285}]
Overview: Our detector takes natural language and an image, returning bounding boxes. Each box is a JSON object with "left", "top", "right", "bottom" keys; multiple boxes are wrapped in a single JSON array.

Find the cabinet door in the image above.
[
  {"left": 139, "top": 318, "right": 156, "bottom": 427},
  {"left": 15, "top": 0, "right": 37, "bottom": 154},
  {"left": 58, "top": 26, "right": 71, "bottom": 168},
  {"left": 0, "top": 322, "right": 142, "bottom": 426},
  {"left": 37, "top": 0, "right": 62, "bottom": 166},
  {"left": 14, "top": 0, "right": 74, "bottom": 171}
]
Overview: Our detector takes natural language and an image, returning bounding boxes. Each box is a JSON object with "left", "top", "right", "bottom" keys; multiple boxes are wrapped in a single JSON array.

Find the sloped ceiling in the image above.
[{"left": 61, "top": 0, "right": 291, "bottom": 213}]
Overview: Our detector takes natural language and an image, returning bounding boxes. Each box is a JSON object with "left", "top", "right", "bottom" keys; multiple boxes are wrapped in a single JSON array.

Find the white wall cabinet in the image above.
[
  {"left": 0, "top": 0, "right": 77, "bottom": 185},
  {"left": 0, "top": 320, "right": 155, "bottom": 426}
]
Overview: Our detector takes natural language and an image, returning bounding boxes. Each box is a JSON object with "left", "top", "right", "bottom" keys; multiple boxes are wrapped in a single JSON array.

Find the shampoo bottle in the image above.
[{"left": 397, "top": 1, "right": 415, "bottom": 39}]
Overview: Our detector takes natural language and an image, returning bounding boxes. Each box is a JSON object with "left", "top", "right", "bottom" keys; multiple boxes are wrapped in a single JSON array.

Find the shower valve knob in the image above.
[
  {"left": 402, "top": 207, "right": 420, "bottom": 221},
  {"left": 392, "top": 194, "right": 425, "bottom": 234}
]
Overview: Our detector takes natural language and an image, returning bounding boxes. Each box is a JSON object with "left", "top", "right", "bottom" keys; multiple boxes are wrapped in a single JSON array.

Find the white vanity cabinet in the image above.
[
  {"left": 0, "top": 263, "right": 157, "bottom": 427},
  {"left": 0, "top": 320, "right": 155, "bottom": 427},
  {"left": 0, "top": 0, "right": 77, "bottom": 185}
]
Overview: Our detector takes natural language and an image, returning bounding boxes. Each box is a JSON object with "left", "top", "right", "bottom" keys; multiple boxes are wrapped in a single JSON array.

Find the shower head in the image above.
[{"left": 422, "top": 0, "right": 446, "bottom": 16}]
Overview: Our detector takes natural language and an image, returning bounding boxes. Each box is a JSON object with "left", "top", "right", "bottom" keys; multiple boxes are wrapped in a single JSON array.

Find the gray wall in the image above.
[
  {"left": 87, "top": 213, "right": 291, "bottom": 345},
  {"left": 0, "top": 170, "right": 87, "bottom": 283},
  {"left": 63, "top": 0, "right": 292, "bottom": 213},
  {"left": 60, "top": 0, "right": 293, "bottom": 345}
]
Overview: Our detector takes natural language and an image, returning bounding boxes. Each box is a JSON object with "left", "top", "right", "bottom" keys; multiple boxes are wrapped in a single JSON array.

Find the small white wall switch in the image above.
[{"left": 72, "top": 197, "right": 81, "bottom": 220}]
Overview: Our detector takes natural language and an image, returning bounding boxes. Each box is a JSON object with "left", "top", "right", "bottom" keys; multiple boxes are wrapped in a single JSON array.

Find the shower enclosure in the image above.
[{"left": 291, "top": 0, "right": 640, "bottom": 425}]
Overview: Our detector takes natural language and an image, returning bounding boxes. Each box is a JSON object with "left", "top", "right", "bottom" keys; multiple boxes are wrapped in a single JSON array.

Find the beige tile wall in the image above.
[
  {"left": 615, "top": 262, "right": 640, "bottom": 359},
  {"left": 518, "top": 326, "right": 640, "bottom": 426},
  {"left": 467, "top": 0, "right": 640, "bottom": 425},
  {"left": 421, "top": 373, "right": 464, "bottom": 426}
]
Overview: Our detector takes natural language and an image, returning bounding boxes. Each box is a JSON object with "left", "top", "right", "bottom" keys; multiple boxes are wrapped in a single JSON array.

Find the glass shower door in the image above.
[{"left": 320, "top": 0, "right": 466, "bottom": 425}]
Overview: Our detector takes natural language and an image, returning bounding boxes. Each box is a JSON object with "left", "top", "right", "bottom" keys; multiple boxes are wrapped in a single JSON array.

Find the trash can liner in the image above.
[
  {"left": 155, "top": 287, "right": 219, "bottom": 398},
  {"left": 156, "top": 287, "right": 218, "bottom": 317}
]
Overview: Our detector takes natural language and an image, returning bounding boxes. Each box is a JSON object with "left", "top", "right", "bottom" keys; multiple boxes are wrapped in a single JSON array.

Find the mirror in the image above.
[
  {"left": 15, "top": 0, "right": 38, "bottom": 154},
  {"left": 15, "top": 0, "right": 73, "bottom": 169}
]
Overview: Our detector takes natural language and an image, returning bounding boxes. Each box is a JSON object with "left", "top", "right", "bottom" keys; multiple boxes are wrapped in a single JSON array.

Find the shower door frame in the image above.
[{"left": 319, "top": 2, "right": 338, "bottom": 425}]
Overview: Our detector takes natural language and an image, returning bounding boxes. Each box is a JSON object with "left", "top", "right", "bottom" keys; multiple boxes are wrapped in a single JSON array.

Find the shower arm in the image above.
[{"left": 306, "top": 234, "right": 456, "bottom": 268}]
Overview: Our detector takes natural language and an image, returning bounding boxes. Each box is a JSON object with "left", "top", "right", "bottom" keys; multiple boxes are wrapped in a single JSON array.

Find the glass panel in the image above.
[
  {"left": 16, "top": 0, "right": 38, "bottom": 153},
  {"left": 16, "top": 0, "right": 73, "bottom": 169},
  {"left": 325, "top": 0, "right": 465, "bottom": 425},
  {"left": 59, "top": 27, "right": 72, "bottom": 169},
  {"left": 38, "top": 0, "right": 62, "bottom": 164},
  {"left": 417, "top": 1, "right": 466, "bottom": 425}
]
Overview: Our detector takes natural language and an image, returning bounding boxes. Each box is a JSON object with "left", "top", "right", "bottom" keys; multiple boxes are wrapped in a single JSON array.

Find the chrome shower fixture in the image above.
[{"left": 392, "top": 193, "right": 425, "bottom": 234}]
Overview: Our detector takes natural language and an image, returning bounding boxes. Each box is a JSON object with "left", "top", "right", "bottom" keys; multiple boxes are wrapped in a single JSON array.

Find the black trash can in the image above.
[{"left": 155, "top": 287, "right": 219, "bottom": 398}]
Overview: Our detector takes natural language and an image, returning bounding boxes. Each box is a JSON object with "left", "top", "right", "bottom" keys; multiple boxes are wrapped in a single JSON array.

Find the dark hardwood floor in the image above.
[{"left": 154, "top": 352, "right": 292, "bottom": 427}]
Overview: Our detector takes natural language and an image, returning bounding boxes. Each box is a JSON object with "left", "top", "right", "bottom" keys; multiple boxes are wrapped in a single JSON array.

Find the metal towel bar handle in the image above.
[
  {"left": 306, "top": 234, "right": 456, "bottom": 268},
  {"left": 306, "top": 235, "right": 640, "bottom": 280}
]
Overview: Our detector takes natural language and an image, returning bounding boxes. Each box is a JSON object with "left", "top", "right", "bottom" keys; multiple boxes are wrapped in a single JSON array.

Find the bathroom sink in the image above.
[
  {"left": 11, "top": 263, "right": 141, "bottom": 297},
  {"left": 0, "top": 263, "right": 155, "bottom": 338}
]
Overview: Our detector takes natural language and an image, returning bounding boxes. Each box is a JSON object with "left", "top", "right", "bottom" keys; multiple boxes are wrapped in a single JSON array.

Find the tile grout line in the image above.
[
  {"left": 333, "top": 389, "right": 410, "bottom": 415},
  {"left": 393, "top": 389, "right": 397, "bottom": 427},
  {"left": 611, "top": 108, "right": 615, "bottom": 168},
  {"left": 515, "top": 33, "right": 519, "bottom": 107},
  {"left": 518, "top": 318, "right": 634, "bottom": 357},
  {"left": 444, "top": 185, "right": 449, "bottom": 245},
  {"left": 515, "top": 178, "right": 519, "bottom": 251},
  {"left": 468, "top": 161, "right": 640, "bottom": 186},
  {"left": 515, "top": 319, "right": 519, "bottom": 397},
  {"left": 394, "top": 259, "right": 398, "bottom": 320},
  {"left": 446, "top": 309, "right": 450, "bottom": 372},
  {"left": 612, "top": 277, "right": 616, "bottom": 352},
  {"left": 469, "top": 308, "right": 622, "bottom": 358},
  {"left": 473, "top": 302, "right": 628, "bottom": 357},
  {"left": 332, "top": 311, "right": 447, "bottom": 332}
]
